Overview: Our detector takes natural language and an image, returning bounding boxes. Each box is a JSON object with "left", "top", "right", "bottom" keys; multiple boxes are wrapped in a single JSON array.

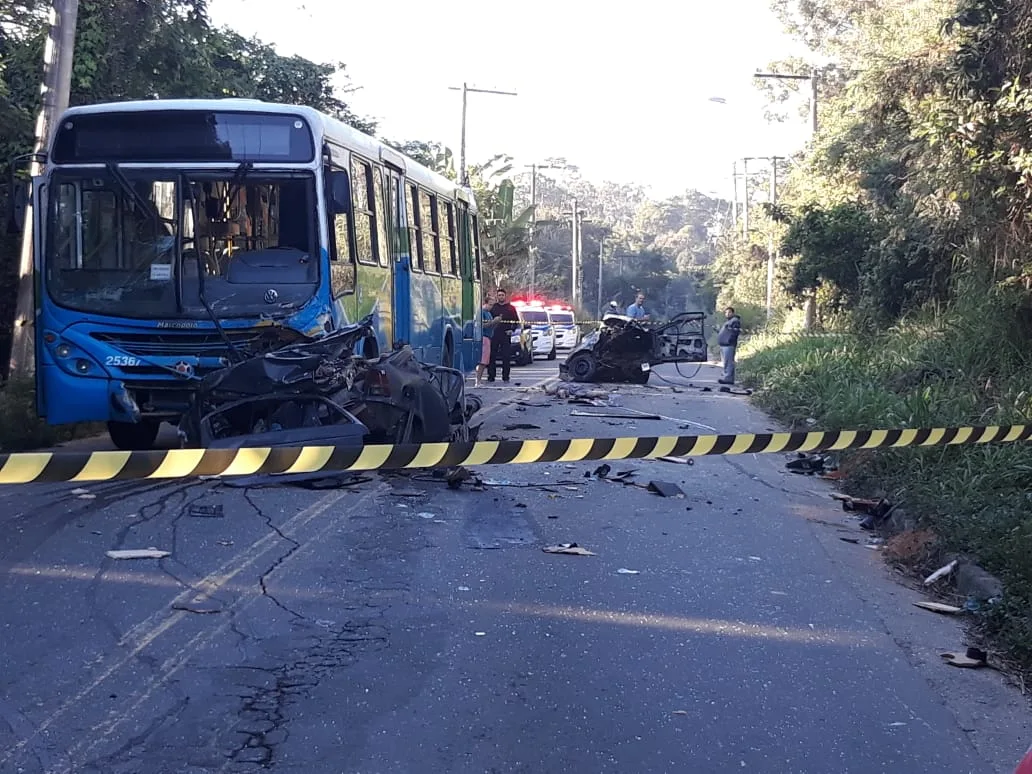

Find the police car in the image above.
[
  {"left": 546, "top": 304, "right": 580, "bottom": 350},
  {"left": 512, "top": 300, "right": 557, "bottom": 361}
]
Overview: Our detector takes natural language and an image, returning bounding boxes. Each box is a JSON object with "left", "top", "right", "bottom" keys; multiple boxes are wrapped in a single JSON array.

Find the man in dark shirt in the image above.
[{"left": 487, "top": 288, "right": 518, "bottom": 382}]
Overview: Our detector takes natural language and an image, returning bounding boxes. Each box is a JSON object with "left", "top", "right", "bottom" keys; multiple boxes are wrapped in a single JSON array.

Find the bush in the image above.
[
  {"left": 0, "top": 376, "right": 103, "bottom": 451},
  {"left": 738, "top": 292, "right": 1032, "bottom": 666}
]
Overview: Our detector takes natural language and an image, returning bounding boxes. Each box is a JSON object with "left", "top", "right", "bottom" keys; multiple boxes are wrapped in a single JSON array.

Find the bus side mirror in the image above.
[
  {"left": 7, "top": 179, "right": 27, "bottom": 235},
  {"left": 329, "top": 171, "right": 350, "bottom": 215},
  {"left": 7, "top": 152, "right": 45, "bottom": 235}
]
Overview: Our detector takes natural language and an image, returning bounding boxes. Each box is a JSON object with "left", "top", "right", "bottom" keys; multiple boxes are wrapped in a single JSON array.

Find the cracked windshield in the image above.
[
  {"left": 48, "top": 171, "right": 318, "bottom": 318},
  {"left": 3, "top": 0, "right": 1032, "bottom": 773}
]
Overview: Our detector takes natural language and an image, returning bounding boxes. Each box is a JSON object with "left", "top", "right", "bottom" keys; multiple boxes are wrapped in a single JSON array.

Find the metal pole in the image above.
[
  {"left": 459, "top": 83, "right": 468, "bottom": 186},
  {"left": 449, "top": 83, "right": 518, "bottom": 188},
  {"left": 528, "top": 164, "right": 536, "bottom": 300},
  {"left": 596, "top": 234, "right": 604, "bottom": 320},
  {"left": 810, "top": 69, "right": 819, "bottom": 134},
  {"left": 10, "top": 0, "right": 79, "bottom": 377}
]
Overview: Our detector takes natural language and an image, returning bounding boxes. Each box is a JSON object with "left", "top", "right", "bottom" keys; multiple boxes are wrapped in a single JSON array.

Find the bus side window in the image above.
[
  {"left": 407, "top": 184, "right": 423, "bottom": 271},
  {"left": 421, "top": 191, "right": 440, "bottom": 274},
  {"left": 372, "top": 166, "right": 390, "bottom": 268},
  {"left": 351, "top": 157, "right": 377, "bottom": 265},
  {"left": 440, "top": 200, "right": 457, "bottom": 276},
  {"left": 328, "top": 168, "right": 355, "bottom": 296},
  {"left": 471, "top": 214, "right": 482, "bottom": 280}
]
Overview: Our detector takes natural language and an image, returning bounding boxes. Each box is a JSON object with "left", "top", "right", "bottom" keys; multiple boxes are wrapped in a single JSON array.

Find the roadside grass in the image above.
[
  {"left": 737, "top": 302, "right": 1032, "bottom": 667},
  {"left": 0, "top": 376, "right": 104, "bottom": 451}
]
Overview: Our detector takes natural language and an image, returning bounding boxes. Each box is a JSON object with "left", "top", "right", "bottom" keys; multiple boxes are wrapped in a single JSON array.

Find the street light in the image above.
[
  {"left": 447, "top": 83, "right": 518, "bottom": 186},
  {"left": 752, "top": 69, "right": 818, "bottom": 135}
]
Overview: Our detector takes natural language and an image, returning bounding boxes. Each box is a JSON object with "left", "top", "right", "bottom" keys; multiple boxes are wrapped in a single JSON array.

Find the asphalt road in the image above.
[{"left": 0, "top": 357, "right": 1029, "bottom": 773}]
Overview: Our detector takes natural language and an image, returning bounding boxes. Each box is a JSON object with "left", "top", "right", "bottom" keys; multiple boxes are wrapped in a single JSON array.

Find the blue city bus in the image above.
[{"left": 28, "top": 99, "right": 483, "bottom": 449}]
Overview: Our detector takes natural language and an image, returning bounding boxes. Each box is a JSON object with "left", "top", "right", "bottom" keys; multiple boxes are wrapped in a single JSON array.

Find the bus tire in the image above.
[{"left": 108, "top": 420, "right": 160, "bottom": 451}]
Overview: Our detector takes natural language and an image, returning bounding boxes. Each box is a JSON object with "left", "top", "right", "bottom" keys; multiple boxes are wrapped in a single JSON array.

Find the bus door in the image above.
[
  {"left": 31, "top": 176, "right": 47, "bottom": 418},
  {"left": 456, "top": 199, "right": 476, "bottom": 345},
  {"left": 381, "top": 154, "right": 409, "bottom": 348}
]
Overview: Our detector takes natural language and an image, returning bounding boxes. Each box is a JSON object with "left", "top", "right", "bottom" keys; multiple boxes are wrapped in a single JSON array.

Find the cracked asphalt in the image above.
[{"left": 0, "top": 359, "right": 1030, "bottom": 774}]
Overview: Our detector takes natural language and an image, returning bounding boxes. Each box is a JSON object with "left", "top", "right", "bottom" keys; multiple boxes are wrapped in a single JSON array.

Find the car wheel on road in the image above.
[
  {"left": 547, "top": 346, "right": 557, "bottom": 360},
  {"left": 107, "top": 420, "right": 161, "bottom": 451},
  {"left": 567, "top": 352, "right": 598, "bottom": 382}
]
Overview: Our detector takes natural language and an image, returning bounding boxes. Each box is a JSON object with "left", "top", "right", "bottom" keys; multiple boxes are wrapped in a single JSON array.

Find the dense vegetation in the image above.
[{"left": 721, "top": 0, "right": 1032, "bottom": 667}]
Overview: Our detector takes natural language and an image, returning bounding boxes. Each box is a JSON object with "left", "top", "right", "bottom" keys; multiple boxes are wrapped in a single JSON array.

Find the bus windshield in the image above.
[
  {"left": 518, "top": 309, "right": 549, "bottom": 323},
  {"left": 46, "top": 168, "right": 319, "bottom": 319}
]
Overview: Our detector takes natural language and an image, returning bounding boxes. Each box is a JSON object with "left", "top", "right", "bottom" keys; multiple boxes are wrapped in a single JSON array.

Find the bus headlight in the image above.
[
  {"left": 55, "top": 344, "right": 71, "bottom": 358},
  {"left": 75, "top": 359, "right": 90, "bottom": 374}
]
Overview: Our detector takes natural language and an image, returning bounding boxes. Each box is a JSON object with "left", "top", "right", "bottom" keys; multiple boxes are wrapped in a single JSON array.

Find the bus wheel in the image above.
[{"left": 108, "top": 420, "right": 160, "bottom": 451}]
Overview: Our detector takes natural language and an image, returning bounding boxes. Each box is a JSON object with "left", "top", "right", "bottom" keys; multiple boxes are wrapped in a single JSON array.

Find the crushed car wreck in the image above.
[
  {"left": 178, "top": 314, "right": 482, "bottom": 450},
  {"left": 559, "top": 306, "right": 707, "bottom": 384}
]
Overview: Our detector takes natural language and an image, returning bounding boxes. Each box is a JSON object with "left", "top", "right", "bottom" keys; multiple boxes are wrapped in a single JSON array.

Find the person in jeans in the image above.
[
  {"left": 474, "top": 299, "right": 494, "bottom": 387},
  {"left": 487, "top": 288, "right": 518, "bottom": 383},
  {"left": 717, "top": 306, "right": 742, "bottom": 385}
]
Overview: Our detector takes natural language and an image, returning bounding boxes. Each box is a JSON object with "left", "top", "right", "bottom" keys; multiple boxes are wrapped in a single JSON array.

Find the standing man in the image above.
[
  {"left": 626, "top": 292, "right": 649, "bottom": 320},
  {"left": 487, "top": 288, "right": 518, "bottom": 383},
  {"left": 717, "top": 306, "right": 742, "bottom": 385}
]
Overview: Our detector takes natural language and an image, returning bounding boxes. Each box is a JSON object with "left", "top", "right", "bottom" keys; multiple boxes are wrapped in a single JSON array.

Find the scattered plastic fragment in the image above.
[
  {"left": 913, "top": 601, "right": 964, "bottom": 615},
  {"left": 542, "top": 543, "right": 596, "bottom": 556},
  {"left": 106, "top": 548, "right": 170, "bottom": 560}
]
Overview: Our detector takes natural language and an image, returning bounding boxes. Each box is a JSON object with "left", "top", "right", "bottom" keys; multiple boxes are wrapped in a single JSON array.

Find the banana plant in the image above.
[{"left": 468, "top": 155, "right": 535, "bottom": 284}]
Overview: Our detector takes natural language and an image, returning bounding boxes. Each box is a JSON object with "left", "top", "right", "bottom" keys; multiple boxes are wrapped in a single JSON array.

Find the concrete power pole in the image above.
[
  {"left": 741, "top": 158, "right": 750, "bottom": 237},
  {"left": 10, "top": 0, "right": 79, "bottom": 377},
  {"left": 525, "top": 162, "right": 560, "bottom": 300},
  {"left": 596, "top": 234, "right": 604, "bottom": 320},
  {"left": 766, "top": 157, "right": 782, "bottom": 320},
  {"left": 448, "top": 83, "right": 518, "bottom": 186},
  {"left": 529, "top": 163, "right": 536, "bottom": 299},
  {"left": 571, "top": 198, "right": 579, "bottom": 304},
  {"left": 732, "top": 161, "right": 739, "bottom": 231}
]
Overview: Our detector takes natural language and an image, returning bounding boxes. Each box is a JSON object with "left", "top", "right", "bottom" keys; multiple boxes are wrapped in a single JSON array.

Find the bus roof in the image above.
[{"left": 55, "top": 98, "right": 472, "bottom": 206}]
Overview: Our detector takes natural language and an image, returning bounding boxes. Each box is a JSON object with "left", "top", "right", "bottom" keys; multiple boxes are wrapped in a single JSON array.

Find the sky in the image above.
[{"left": 208, "top": 0, "right": 812, "bottom": 200}]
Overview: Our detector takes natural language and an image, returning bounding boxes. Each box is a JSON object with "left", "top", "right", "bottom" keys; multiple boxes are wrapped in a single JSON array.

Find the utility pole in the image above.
[
  {"left": 765, "top": 157, "right": 783, "bottom": 320},
  {"left": 10, "top": 0, "right": 80, "bottom": 377},
  {"left": 753, "top": 69, "right": 818, "bottom": 135},
  {"left": 732, "top": 160, "right": 739, "bottom": 231},
  {"left": 596, "top": 233, "right": 605, "bottom": 320},
  {"left": 571, "top": 198, "right": 580, "bottom": 304},
  {"left": 448, "top": 83, "right": 518, "bottom": 186},
  {"left": 742, "top": 158, "right": 749, "bottom": 237},
  {"left": 525, "top": 162, "right": 560, "bottom": 300}
]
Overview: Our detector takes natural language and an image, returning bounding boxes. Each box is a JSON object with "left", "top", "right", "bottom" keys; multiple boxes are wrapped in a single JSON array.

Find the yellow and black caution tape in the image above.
[{"left": 0, "top": 424, "right": 1029, "bottom": 485}]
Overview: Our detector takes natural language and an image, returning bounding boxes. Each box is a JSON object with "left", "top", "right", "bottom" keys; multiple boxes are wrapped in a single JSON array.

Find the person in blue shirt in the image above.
[{"left": 626, "top": 292, "right": 649, "bottom": 320}]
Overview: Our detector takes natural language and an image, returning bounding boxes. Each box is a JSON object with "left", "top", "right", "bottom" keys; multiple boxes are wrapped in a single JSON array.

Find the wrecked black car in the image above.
[
  {"left": 178, "top": 314, "right": 481, "bottom": 449},
  {"left": 559, "top": 308, "right": 707, "bottom": 384}
]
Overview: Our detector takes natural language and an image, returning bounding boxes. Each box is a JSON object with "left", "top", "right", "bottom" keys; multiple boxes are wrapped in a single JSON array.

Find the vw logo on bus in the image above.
[{"left": 264, "top": 288, "right": 279, "bottom": 304}]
